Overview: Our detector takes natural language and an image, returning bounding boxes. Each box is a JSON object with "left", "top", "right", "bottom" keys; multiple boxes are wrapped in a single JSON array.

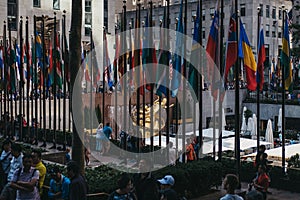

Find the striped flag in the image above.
[
  {"left": 238, "top": 20, "right": 257, "bottom": 91},
  {"left": 281, "top": 13, "right": 293, "bottom": 92},
  {"left": 257, "top": 28, "right": 266, "bottom": 91}
]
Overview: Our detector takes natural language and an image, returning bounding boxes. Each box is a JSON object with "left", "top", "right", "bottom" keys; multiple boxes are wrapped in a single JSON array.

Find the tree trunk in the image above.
[{"left": 69, "top": 0, "right": 84, "bottom": 174}]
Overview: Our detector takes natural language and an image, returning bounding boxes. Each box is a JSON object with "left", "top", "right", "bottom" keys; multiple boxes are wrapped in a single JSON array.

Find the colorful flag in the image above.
[
  {"left": 171, "top": 0, "right": 184, "bottom": 97},
  {"left": 55, "top": 34, "right": 63, "bottom": 89},
  {"left": 35, "top": 31, "right": 42, "bottom": 59},
  {"left": 257, "top": 28, "right": 266, "bottom": 91},
  {"left": 156, "top": 5, "right": 171, "bottom": 97},
  {"left": 281, "top": 14, "right": 293, "bottom": 91},
  {"left": 103, "top": 31, "right": 114, "bottom": 89},
  {"left": 206, "top": 0, "right": 220, "bottom": 100},
  {"left": 238, "top": 20, "right": 257, "bottom": 91},
  {"left": 188, "top": 1, "right": 200, "bottom": 98},
  {"left": 224, "top": 0, "right": 237, "bottom": 83}
]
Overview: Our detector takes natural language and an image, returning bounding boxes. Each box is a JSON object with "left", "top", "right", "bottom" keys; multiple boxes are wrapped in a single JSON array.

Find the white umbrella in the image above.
[
  {"left": 252, "top": 114, "right": 257, "bottom": 139},
  {"left": 222, "top": 108, "right": 227, "bottom": 130},
  {"left": 247, "top": 118, "right": 254, "bottom": 136},
  {"left": 265, "top": 119, "right": 274, "bottom": 148},
  {"left": 278, "top": 108, "right": 282, "bottom": 132},
  {"left": 241, "top": 106, "right": 248, "bottom": 133}
]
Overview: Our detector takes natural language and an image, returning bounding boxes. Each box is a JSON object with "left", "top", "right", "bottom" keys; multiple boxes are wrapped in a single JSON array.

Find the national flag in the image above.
[
  {"left": 0, "top": 46, "right": 3, "bottom": 79},
  {"left": 224, "top": 0, "right": 237, "bottom": 83},
  {"left": 35, "top": 31, "right": 42, "bottom": 59},
  {"left": 281, "top": 14, "right": 293, "bottom": 92},
  {"left": 156, "top": 5, "right": 171, "bottom": 97},
  {"left": 257, "top": 28, "right": 266, "bottom": 91},
  {"left": 91, "top": 39, "right": 101, "bottom": 85},
  {"left": 171, "top": 0, "right": 184, "bottom": 97},
  {"left": 103, "top": 31, "right": 114, "bottom": 89},
  {"left": 142, "top": 10, "right": 158, "bottom": 92},
  {"left": 55, "top": 34, "right": 63, "bottom": 89},
  {"left": 188, "top": 1, "right": 201, "bottom": 98},
  {"left": 206, "top": 0, "right": 220, "bottom": 100},
  {"left": 84, "top": 56, "right": 91, "bottom": 82},
  {"left": 238, "top": 20, "right": 257, "bottom": 91},
  {"left": 63, "top": 33, "right": 70, "bottom": 83}
]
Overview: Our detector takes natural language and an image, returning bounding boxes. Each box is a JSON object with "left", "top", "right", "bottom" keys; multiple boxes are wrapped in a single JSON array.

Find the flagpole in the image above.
[
  {"left": 62, "top": 10, "right": 67, "bottom": 150},
  {"left": 25, "top": 18, "right": 30, "bottom": 142},
  {"left": 58, "top": 31, "right": 61, "bottom": 132},
  {"left": 166, "top": 0, "right": 171, "bottom": 160},
  {"left": 136, "top": 2, "right": 141, "bottom": 156},
  {"left": 14, "top": 39, "right": 17, "bottom": 139},
  {"left": 281, "top": 7, "right": 286, "bottom": 174},
  {"left": 30, "top": 34, "right": 34, "bottom": 142},
  {"left": 8, "top": 18, "right": 14, "bottom": 140},
  {"left": 122, "top": 0, "right": 127, "bottom": 155},
  {"left": 41, "top": 15, "right": 46, "bottom": 146},
  {"left": 33, "top": 15, "right": 39, "bottom": 144},
  {"left": 39, "top": 23, "right": 43, "bottom": 145},
  {"left": 256, "top": 7, "right": 261, "bottom": 152},
  {"left": 48, "top": 33, "right": 52, "bottom": 146},
  {"left": 182, "top": 0, "right": 187, "bottom": 162},
  {"left": 90, "top": 29, "right": 94, "bottom": 139},
  {"left": 149, "top": 0, "right": 154, "bottom": 154},
  {"left": 234, "top": 0, "right": 241, "bottom": 181},
  {"left": 52, "top": 12, "right": 57, "bottom": 149},
  {"left": 199, "top": 0, "right": 203, "bottom": 158},
  {"left": 19, "top": 16, "right": 24, "bottom": 141},
  {"left": 101, "top": 29, "right": 105, "bottom": 126},
  {"left": 3, "top": 21, "right": 7, "bottom": 137},
  {"left": 218, "top": 0, "right": 224, "bottom": 161}
]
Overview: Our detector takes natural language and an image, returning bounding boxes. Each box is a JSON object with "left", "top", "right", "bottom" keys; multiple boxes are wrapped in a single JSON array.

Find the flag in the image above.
[
  {"left": 0, "top": 46, "right": 3, "bottom": 79},
  {"left": 171, "top": 0, "right": 184, "bottom": 97},
  {"left": 206, "top": 0, "right": 220, "bottom": 100},
  {"left": 84, "top": 56, "right": 91, "bottom": 82},
  {"left": 188, "top": 1, "right": 200, "bottom": 98},
  {"left": 142, "top": 10, "right": 158, "bottom": 92},
  {"left": 224, "top": 0, "right": 237, "bottom": 83},
  {"left": 55, "top": 34, "right": 63, "bottom": 89},
  {"left": 103, "top": 31, "right": 114, "bottom": 89},
  {"left": 257, "top": 28, "right": 266, "bottom": 91},
  {"left": 281, "top": 14, "right": 293, "bottom": 92},
  {"left": 238, "top": 20, "right": 257, "bottom": 91},
  {"left": 156, "top": 5, "right": 171, "bottom": 97},
  {"left": 35, "top": 31, "right": 42, "bottom": 59}
]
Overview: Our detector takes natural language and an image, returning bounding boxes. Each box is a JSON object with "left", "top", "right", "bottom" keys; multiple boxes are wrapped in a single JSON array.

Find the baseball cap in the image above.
[{"left": 157, "top": 175, "right": 175, "bottom": 186}]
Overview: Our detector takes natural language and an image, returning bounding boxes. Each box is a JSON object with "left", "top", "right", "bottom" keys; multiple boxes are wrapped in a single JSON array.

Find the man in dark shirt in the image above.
[
  {"left": 67, "top": 161, "right": 88, "bottom": 200},
  {"left": 157, "top": 175, "right": 178, "bottom": 200}
]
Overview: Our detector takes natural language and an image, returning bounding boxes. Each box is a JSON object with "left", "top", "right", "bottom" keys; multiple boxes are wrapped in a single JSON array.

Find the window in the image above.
[
  {"left": 85, "top": 25, "right": 91, "bottom": 36},
  {"left": 272, "top": 25, "right": 276, "bottom": 37},
  {"left": 266, "top": 24, "right": 270, "bottom": 37},
  {"left": 272, "top": 6, "right": 276, "bottom": 19},
  {"left": 240, "top": 4, "right": 245, "bottom": 16},
  {"left": 8, "top": 0, "right": 17, "bottom": 31},
  {"left": 279, "top": 9, "right": 282, "bottom": 20},
  {"left": 202, "top": 27, "right": 205, "bottom": 39},
  {"left": 53, "top": 0, "right": 60, "bottom": 10},
  {"left": 210, "top": 8, "right": 214, "bottom": 19},
  {"left": 192, "top": 28, "right": 194, "bottom": 35},
  {"left": 104, "top": 0, "right": 108, "bottom": 30},
  {"left": 202, "top": 9, "right": 205, "bottom": 21},
  {"left": 265, "top": 44, "right": 270, "bottom": 67},
  {"left": 278, "top": 28, "right": 282, "bottom": 38},
  {"left": 33, "top": 0, "right": 40, "bottom": 7},
  {"left": 266, "top": 5, "right": 270, "bottom": 18},
  {"left": 191, "top": 10, "right": 196, "bottom": 22},
  {"left": 85, "top": 0, "right": 91, "bottom": 12},
  {"left": 260, "top": 4, "right": 263, "bottom": 16},
  {"left": 85, "top": 13, "right": 92, "bottom": 25}
]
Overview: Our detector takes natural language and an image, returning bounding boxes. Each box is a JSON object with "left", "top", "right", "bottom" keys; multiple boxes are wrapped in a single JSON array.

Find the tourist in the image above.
[
  {"left": 186, "top": 138, "right": 196, "bottom": 162},
  {"left": 65, "top": 148, "right": 71, "bottom": 164},
  {"left": 67, "top": 161, "right": 88, "bottom": 200},
  {"left": 157, "top": 175, "right": 178, "bottom": 200},
  {"left": 10, "top": 153, "right": 40, "bottom": 200},
  {"left": 102, "top": 123, "right": 113, "bottom": 155},
  {"left": 0, "top": 140, "right": 12, "bottom": 188},
  {"left": 95, "top": 123, "right": 104, "bottom": 152},
  {"left": 255, "top": 145, "right": 267, "bottom": 170},
  {"left": 251, "top": 165, "right": 270, "bottom": 200},
  {"left": 133, "top": 159, "right": 159, "bottom": 200},
  {"left": 48, "top": 166, "right": 70, "bottom": 200},
  {"left": 84, "top": 147, "right": 91, "bottom": 166},
  {"left": 31, "top": 149, "right": 47, "bottom": 196},
  {"left": 108, "top": 173, "right": 137, "bottom": 200},
  {"left": 220, "top": 174, "right": 243, "bottom": 200}
]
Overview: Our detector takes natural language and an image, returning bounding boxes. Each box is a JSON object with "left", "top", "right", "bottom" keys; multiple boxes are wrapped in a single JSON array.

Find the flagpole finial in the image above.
[
  {"left": 26, "top": 16, "right": 28, "bottom": 20},
  {"left": 54, "top": 12, "right": 57, "bottom": 16},
  {"left": 129, "top": 22, "right": 132, "bottom": 28},
  {"left": 63, "top": 10, "right": 66, "bottom": 14},
  {"left": 281, "top": 4, "right": 285, "bottom": 9}
]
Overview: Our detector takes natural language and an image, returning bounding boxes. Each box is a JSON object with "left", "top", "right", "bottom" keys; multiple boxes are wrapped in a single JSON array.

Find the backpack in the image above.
[{"left": 15, "top": 168, "right": 39, "bottom": 190}]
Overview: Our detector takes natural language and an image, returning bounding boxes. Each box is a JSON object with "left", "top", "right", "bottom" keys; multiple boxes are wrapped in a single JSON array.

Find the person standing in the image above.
[
  {"left": 157, "top": 175, "right": 178, "bottom": 200},
  {"left": 102, "top": 123, "right": 113, "bottom": 155},
  {"left": 108, "top": 173, "right": 137, "bottom": 200},
  {"left": 67, "top": 161, "right": 88, "bottom": 200},
  {"left": 31, "top": 149, "right": 46, "bottom": 197},
  {"left": 133, "top": 159, "right": 159, "bottom": 200},
  {"left": 220, "top": 174, "right": 244, "bottom": 200},
  {"left": 0, "top": 140, "right": 12, "bottom": 188},
  {"left": 252, "top": 165, "right": 270, "bottom": 200},
  {"left": 95, "top": 123, "right": 104, "bottom": 152},
  {"left": 10, "top": 154, "right": 40, "bottom": 200},
  {"left": 48, "top": 166, "right": 70, "bottom": 200},
  {"left": 185, "top": 138, "right": 196, "bottom": 163}
]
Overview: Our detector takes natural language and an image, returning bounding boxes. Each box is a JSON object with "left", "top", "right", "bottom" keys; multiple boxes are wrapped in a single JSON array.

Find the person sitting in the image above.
[
  {"left": 108, "top": 173, "right": 137, "bottom": 200},
  {"left": 48, "top": 166, "right": 70, "bottom": 200},
  {"left": 157, "top": 175, "right": 178, "bottom": 200},
  {"left": 31, "top": 149, "right": 47, "bottom": 197},
  {"left": 220, "top": 174, "right": 243, "bottom": 200}
]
